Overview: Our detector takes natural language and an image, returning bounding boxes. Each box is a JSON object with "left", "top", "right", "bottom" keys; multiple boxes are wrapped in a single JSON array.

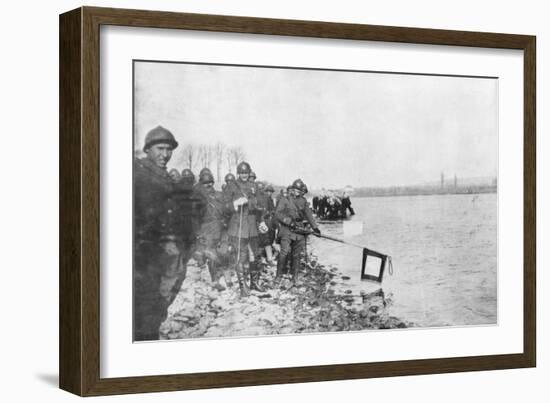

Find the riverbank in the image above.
[{"left": 160, "top": 252, "right": 409, "bottom": 340}]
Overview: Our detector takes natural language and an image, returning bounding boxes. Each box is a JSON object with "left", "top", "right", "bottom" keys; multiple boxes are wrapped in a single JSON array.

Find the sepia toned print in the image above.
[{"left": 132, "top": 60, "right": 498, "bottom": 342}]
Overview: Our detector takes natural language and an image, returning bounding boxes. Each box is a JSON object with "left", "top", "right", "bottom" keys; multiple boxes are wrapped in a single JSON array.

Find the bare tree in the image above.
[
  {"left": 180, "top": 143, "right": 195, "bottom": 170},
  {"left": 226, "top": 149, "right": 234, "bottom": 173},
  {"left": 198, "top": 145, "right": 214, "bottom": 171},
  {"left": 214, "top": 142, "right": 226, "bottom": 182},
  {"left": 228, "top": 146, "right": 246, "bottom": 171}
]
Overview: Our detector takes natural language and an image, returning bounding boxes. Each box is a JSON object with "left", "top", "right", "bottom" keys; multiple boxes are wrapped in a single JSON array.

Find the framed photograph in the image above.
[{"left": 59, "top": 6, "right": 536, "bottom": 396}]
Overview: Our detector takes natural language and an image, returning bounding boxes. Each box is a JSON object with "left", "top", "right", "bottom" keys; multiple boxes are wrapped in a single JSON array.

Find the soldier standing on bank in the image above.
[
  {"left": 274, "top": 179, "right": 321, "bottom": 284},
  {"left": 134, "top": 125, "right": 182, "bottom": 341},
  {"left": 275, "top": 187, "right": 289, "bottom": 207},
  {"left": 256, "top": 182, "right": 276, "bottom": 265},
  {"left": 194, "top": 167, "right": 212, "bottom": 194},
  {"left": 225, "top": 162, "right": 265, "bottom": 297},
  {"left": 195, "top": 170, "right": 234, "bottom": 291},
  {"left": 163, "top": 168, "right": 205, "bottom": 299},
  {"left": 222, "top": 172, "right": 236, "bottom": 194}
]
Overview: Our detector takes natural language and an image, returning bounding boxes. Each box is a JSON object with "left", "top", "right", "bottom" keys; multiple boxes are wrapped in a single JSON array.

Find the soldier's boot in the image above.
[
  {"left": 207, "top": 261, "right": 219, "bottom": 287},
  {"left": 291, "top": 271, "right": 299, "bottom": 285},
  {"left": 275, "top": 255, "right": 287, "bottom": 282},
  {"left": 249, "top": 263, "right": 265, "bottom": 292},
  {"left": 236, "top": 266, "right": 250, "bottom": 298}
]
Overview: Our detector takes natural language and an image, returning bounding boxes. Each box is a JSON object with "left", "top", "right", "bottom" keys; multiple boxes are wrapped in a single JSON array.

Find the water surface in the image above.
[{"left": 309, "top": 194, "right": 497, "bottom": 327}]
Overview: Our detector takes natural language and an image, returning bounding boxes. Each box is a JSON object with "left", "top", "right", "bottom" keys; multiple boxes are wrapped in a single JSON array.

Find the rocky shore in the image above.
[{"left": 160, "top": 252, "right": 409, "bottom": 340}]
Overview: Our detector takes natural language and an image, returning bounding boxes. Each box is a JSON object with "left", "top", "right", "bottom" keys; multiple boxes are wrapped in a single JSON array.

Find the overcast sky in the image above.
[{"left": 134, "top": 61, "right": 498, "bottom": 189}]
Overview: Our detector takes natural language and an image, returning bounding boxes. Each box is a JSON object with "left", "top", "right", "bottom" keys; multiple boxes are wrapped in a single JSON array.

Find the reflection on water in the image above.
[{"left": 309, "top": 193, "right": 497, "bottom": 327}]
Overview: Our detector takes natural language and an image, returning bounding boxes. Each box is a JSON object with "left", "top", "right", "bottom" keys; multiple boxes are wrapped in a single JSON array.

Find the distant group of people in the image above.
[
  {"left": 312, "top": 192, "right": 355, "bottom": 220},
  {"left": 134, "top": 126, "right": 320, "bottom": 341}
]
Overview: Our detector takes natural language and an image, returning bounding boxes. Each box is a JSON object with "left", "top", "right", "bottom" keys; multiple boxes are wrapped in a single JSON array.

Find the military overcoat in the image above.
[
  {"left": 275, "top": 195, "right": 318, "bottom": 239},
  {"left": 225, "top": 179, "right": 260, "bottom": 239}
]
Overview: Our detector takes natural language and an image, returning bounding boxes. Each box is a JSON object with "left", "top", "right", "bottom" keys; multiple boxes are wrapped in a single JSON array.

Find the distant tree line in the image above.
[
  {"left": 351, "top": 182, "right": 497, "bottom": 198},
  {"left": 136, "top": 142, "right": 247, "bottom": 183}
]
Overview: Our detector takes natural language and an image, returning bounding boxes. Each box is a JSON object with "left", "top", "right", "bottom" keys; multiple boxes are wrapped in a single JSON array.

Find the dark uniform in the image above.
[
  {"left": 275, "top": 187, "right": 289, "bottom": 208},
  {"left": 257, "top": 185, "right": 276, "bottom": 248},
  {"left": 274, "top": 179, "right": 319, "bottom": 283},
  {"left": 164, "top": 179, "right": 206, "bottom": 295},
  {"left": 317, "top": 196, "right": 327, "bottom": 219},
  {"left": 312, "top": 196, "right": 319, "bottom": 215},
  {"left": 341, "top": 196, "right": 355, "bottom": 217},
  {"left": 225, "top": 162, "right": 265, "bottom": 295},
  {"left": 326, "top": 196, "right": 342, "bottom": 220},
  {"left": 196, "top": 179, "right": 234, "bottom": 288},
  {"left": 134, "top": 156, "right": 181, "bottom": 341}
]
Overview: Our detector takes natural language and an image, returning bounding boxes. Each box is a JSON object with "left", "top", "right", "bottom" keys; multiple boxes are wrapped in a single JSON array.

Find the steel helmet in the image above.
[
  {"left": 236, "top": 161, "right": 251, "bottom": 174},
  {"left": 291, "top": 178, "right": 308, "bottom": 194},
  {"left": 224, "top": 173, "right": 236, "bottom": 183},
  {"left": 265, "top": 185, "right": 275, "bottom": 193},
  {"left": 143, "top": 125, "right": 178, "bottom": 152},
  {"left": 180, "top": 168, "right": 195, "bottom": 184},
  {"left": 249, "top": 171, "right": 257, "bottom": 180},
  {"left": 199, "top": 167, "right": 212, "bottom": 176},
  {"left": 199, "top": 171, "right": 215, "bottom": 184},
  {"left": 168, "top": 169, "right": 181, "bottom": 181}
]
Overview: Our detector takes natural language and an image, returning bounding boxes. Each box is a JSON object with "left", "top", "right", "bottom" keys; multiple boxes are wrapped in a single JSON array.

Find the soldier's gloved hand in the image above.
[
  {"left": 162, "top": 239, "right": 180, "bottom": 255},
  {"left": 233, "top": 197, "right": 248, "bottom": 210},
  {"left": 313, "top": 228, "right": 321, "bottom": 236},
  {"left": 258, "top": 221, "right": 269, "bottom": 234}
]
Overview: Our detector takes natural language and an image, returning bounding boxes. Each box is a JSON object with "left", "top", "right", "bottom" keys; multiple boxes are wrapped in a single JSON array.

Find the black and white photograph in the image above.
[{"left": 132, "top": 60, "right": 498, "bottom": 342}]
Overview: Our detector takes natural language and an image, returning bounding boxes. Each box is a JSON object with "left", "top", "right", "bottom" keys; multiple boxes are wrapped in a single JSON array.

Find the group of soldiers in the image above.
[
  {"left": 312, "top": 192, "right": 355, "bottom": 220},
  {"left": 134, "top": 126, "right": 321, "bottom": 341}
]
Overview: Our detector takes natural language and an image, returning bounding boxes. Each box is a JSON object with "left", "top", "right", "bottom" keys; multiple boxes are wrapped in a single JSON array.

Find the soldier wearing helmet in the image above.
[
  {"left": 248, "top": 171, "right": 257, "bottom": 183},
  {"left": 275, "top": 186, "right": 289, "bottom": 208},
  {"left": 199, "top": 167, "right": 212, "bottom": 177},
  {"left": 166, "top": 168, "right": 206, "bottom": 303},
  {"left": 225, "top": 161, "right": 265, "bottom": 296},
  {"left": 274, "top": 178, "right": 321, "bottom": 284},
  {"left": 134, "top": 125, "right": 182, "bottom": 341},
  {"left": 194, "top": 167, "right": 212, "bottom": 194},
  {"left": 236, "top": 161, "right": 251, "bottom": 179},
  {"left": 256, "top": 182, "right": 277, "bottom": 265},
  {"left": 180, "top": 168, "right": 196, "bottom": 186},
  {"left": 141, "top": 125, "right": 179, "bottom": 168},
  {"left": 225, "top": 172, "right": 236, "bottom": 184},
  {"left": 199, "top": 170, "right": 215, "bottom": 186},
  {"left": 222, "top": 172, "right": 236, "bottom": 194},
  {"left": 168, "top": 168, "right": 181, "bottom": 182},
  {"left": 194, "top": 171, "right": 234, "bottom": 291}
]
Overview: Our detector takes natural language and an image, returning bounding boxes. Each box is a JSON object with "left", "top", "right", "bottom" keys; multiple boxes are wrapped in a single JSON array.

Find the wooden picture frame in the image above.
[{"left": 59, "top": 6, "right": 536, "bottom": 396}]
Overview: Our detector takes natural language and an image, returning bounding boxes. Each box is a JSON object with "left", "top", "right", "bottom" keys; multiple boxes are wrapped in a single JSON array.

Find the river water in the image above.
[{"left": 308, "top": 193, "right": 497, "bottom": 328}]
